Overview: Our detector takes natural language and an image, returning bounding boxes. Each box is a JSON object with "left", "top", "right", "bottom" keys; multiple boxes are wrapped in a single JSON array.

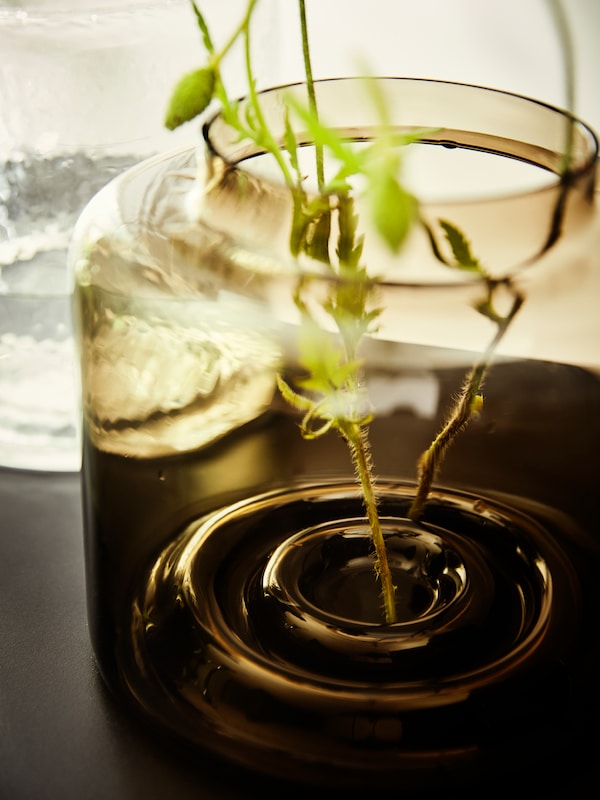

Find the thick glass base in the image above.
[
  {"left": 115, "top": 481, "right": 592, "bottom": 789},
  {"left": 80, "top": 351, "right": 600, "bottom": 789}
]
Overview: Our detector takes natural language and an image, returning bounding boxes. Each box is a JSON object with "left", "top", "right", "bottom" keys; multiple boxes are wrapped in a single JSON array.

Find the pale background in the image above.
[{"left": 1, "top": 0, "right": 598, "bottom": 369}]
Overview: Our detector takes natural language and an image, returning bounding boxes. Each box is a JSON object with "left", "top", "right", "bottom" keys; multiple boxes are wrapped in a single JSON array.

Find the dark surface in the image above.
[
  {"left": 0, "top": 467, "right": 250, "bottom": 800},
  {"left": 0, "top": 463, "right": 598, "bottom": 799}
]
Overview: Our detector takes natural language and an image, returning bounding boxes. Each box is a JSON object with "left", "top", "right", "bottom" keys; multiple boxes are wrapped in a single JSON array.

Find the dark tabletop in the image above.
[
  {"left": 0, "top": 465, "right": 598, "bottom": 799},
  {"left": 0, "top": 467, "right": 250, "bottom": 800}
]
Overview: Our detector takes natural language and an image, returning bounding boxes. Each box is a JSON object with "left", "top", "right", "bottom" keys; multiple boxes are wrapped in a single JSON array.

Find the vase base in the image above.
[{"left": 117, "top": 481, "right": 594, "bottom": 788}]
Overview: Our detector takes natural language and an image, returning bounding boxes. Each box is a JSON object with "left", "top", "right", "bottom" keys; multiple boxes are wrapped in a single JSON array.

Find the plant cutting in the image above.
[
  {"left": 71, "top": 0, "right": 599, "bottom": 789},
  {"left": 164, "top": 0, "right": 538, "bottom": 623}
]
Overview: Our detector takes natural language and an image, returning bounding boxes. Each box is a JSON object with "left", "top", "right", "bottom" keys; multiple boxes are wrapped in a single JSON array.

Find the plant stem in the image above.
[
  {"left": 344, "top": 422, "right": 397, "bottom": 624},
  {"left": 546, "top": 0, "right": 575, "bottom": 170},
  {"left": 409, "top": 288, "right": 524, "bottom": 521},
  {"left": 240, "top": 8, "right": 295, "bottom": 188},
  {"left": 298, "top": 0, "right": 325, "bottom": 191},
  {"left": 210, "top": 0, "right": 259, "bottom": 70},
  {"left": 295, "top": 2, "right": 395, "bottom": 622}
]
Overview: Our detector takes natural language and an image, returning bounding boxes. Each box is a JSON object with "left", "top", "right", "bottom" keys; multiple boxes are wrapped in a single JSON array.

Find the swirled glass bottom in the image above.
[{"left": 120, "top": 481, "right": 590, "bottom": 789}]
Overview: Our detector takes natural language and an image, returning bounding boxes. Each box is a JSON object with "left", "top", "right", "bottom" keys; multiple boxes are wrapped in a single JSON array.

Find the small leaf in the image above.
[
  {"left": 286, "top": 93, "right": 362, "bottom": 177},
  {"left": 370, "top": 172, "right": 417, "bottom": 252},
  {"left": 283, "top": 110, "right": 300, "bottom": 177},
  {"left": 190, "top": 1, "right": 214, "bottom": 54},
  {"left": 299, "top": 358, "right": 361, "bottom": 394},
  {"left": 244, "top": 100, "right": 261, "bottom": 138},
  {"left": 336, "top": 194, "right": 362, "bottom": 267},
  {"left": 439, "top": 219, "right": 482, "bottom": 272},
  {"left": 305, "top": 208, "right": 332, "bottom": 263},
  {"left": 164, "top": 67, "right": 216, "bottom": 131},
  {"left": 276, "top": 375, "right": 314, "bottom": 412}
]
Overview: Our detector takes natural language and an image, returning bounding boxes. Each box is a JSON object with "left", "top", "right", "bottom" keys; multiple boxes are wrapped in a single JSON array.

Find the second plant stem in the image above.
[{"left": 409, "top": 289, "right": 524, "bottom": 521}]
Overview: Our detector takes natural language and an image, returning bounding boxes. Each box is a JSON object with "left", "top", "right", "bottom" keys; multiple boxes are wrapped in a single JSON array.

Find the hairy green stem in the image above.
[
  {"left": 409, "top": 289, "right": 524, "bottom": 520},
  {"left": 294, "top": 3, "right": 394, "bottom": 621},
  {"left": 344, "top": 423, "right": 397, "bottom": 624}
]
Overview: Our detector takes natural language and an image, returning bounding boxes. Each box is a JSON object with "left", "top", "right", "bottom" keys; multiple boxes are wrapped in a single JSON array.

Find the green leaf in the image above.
[
  {"left": 305, "top": 208, "right": 332, "bottom": 263},
  {"left": 276, "top": 375, "right": 314, "bottom": 412},
  {"left": 286, "top": 93, "right": 362, "bottom": 177},
  {"left": 243, "top": 99, "right": 261, "bottom": 138},
  {"left": 439, "top": 219, "right": 482, "bottom": 272},
  {"left": 164, "top": 67, "right": 216, "bottom": 130},
  {"left": 190, "top": 1, "right": 215, "bottom": 54},
  {"left": 299, "top": 358, "right": 361, "bottom": 394},
  {"left": 370, "top": 172, "right": 417, "bottom": 252},
  {"left": 220, "top": 97, "right": 243, "bottom": 132},
  {"left": 283, "top": 110, "right": 300, "bottom": 178},
  {"left": 336, "top": 194, "right": 363, "bottom": 267}
]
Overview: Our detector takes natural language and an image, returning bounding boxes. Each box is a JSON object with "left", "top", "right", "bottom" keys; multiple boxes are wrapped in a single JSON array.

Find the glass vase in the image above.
[{"left": 71, "top": 77, "right": 599, "bottom": 790}]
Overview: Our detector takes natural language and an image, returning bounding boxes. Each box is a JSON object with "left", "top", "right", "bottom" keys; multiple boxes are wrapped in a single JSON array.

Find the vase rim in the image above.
[
  {"left": 203, "top": 75, "right": 598, "bottom": 180},
  {"left": 199, "top": 76, "right": 598, "bottom": 283}
]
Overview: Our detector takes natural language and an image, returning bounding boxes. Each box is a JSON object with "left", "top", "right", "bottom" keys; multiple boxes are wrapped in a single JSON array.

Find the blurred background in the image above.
[{"left": 0, "top": 0, "right": 598, "bottom": 472}]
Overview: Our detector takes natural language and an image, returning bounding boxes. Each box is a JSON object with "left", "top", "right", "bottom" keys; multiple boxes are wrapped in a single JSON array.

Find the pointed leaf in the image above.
[
  {"left": 190, "top": 1, "right": 215, "bottom": 54},
  {"left": 370, "top": 172, "right": 417, "bottom": 252},
  {"left": 286, "top": 93, "right": 362, "bottom": 176},
  {"left": 305, "top": 208, "right": 332, "bottom": 263},
  {"left": 276, "top": 375, "right": 314, "bottom": 412},
  {"left": 439, "top": 219, "right": 482, "bottom": 272},
  {"left": 283, "top": 110, "right": 300, "bottom": 176}
]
